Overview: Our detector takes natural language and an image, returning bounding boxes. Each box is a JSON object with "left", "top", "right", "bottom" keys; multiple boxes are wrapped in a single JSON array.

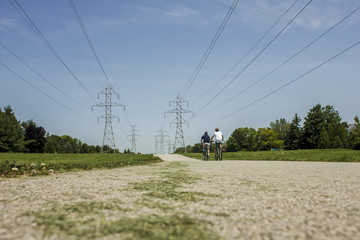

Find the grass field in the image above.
[
  {"left": 0, "top": 153, "right": 162, "bottom": 177},
  {"left": 183, "top": 149, "right": 360, "bottom": 162}
]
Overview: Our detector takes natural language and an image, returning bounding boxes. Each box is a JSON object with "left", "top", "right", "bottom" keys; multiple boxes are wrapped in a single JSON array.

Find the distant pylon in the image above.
[
  {"left": 165, "top": 92, "right": 193, "bottom": 153},
  {"left": 154, "top": 137, "right": 159, "bottom": 154},
  {"left": 167, "top": 139, "right": 172, "bottom": 154},
  {"left": 155, "top": 129, "right": 169, "bottom": 154},
  {"left": 127, "top": 125, "right": 140, "bottom": 153},
  {"left": 92, "top": 85, "right": 125, "bottom": 153}
]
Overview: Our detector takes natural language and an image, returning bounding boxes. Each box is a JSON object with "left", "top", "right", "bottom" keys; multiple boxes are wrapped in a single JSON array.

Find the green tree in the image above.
[
  {"left": 51, "top": 135, "right": 62, "bottom": 152},
  {"left": 44, "top": 133, "right": 56, "bottom": 153},
  {"left": 22, "top": 120, "right": 47, "bottom": 153},
  {"left": 95, "top": 145, "right": 101, "bottom": 153},
  {"left": 303, "top": 104, "right": 348, "bottom": 149},
  {"left": 350, "top": 116, "right": 360, "bottom": 150},
  {"left": 256, "top": 128, "right": 284, "bottom": 150},
  {"left": 284, "top": 113, "right": 303, "bottom": 150},
  {"left": 185, "top": 145, "right": 193, "bottom": 153},
  {"left": 191, "top": 143, "right": 203, "bottom": 153},
  {"left": 225, "top": 136, "right": 239, "bottom": 152},
  {"left": 57, "top": 135, "right": 81, "bottom": 153},
  {"left": 318, "top": 126, "right": 331, "bottom": 149},
  {"left": 44, "top": 134, "right": 94, "bottom": 153},
  {"left": 175, "top": 147, "right": 185, "bottom": 153},
  {"left": 0, "top": 105, "right": 25, "bottom": 152},
  {"left": 270, "top": 118, "right": 290, "bottom": 140},
  {"left": 81, "top": 143, "right": 90, "bottom": 153},
  {"left": 230, "top": 127, "right": 257, "bottom": 151}
]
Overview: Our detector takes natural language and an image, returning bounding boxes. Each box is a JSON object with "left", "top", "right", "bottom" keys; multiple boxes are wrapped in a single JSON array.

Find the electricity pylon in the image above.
[
  {"left": 127, "top": 125, "right": 140, "bottom": 153},
  {"left": 167, "top": 139, "right": 173, "bottom": 154},
  {"left": 155, "top": 129, "right": 169, "bottom": 154},
  {"left": 165, "top": 92, "right": 193, "bottom": 153},
  {"left": 154, "top": 137, "right": 158, "bottom": 154},
  {"left": 92, "top": 85, "right": 125, "bottom": 153}
]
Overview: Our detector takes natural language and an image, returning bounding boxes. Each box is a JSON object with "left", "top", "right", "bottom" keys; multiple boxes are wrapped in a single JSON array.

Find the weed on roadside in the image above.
[
  {"left": 24, "top": 161, "right": 220, "bottom": 239},
  {"left": 132, "top": 162, "right": 218, "bottom": 202},
  {"left": 27, "top": 201, "right": 217, "bottom": 239}
]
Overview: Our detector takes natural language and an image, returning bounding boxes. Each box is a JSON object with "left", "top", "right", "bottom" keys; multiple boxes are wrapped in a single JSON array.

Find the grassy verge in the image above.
[
  {"left": 182, "top": 149, "right": 360, "bottom": 162},
  {"left": 0, "top": 153, "right": 162, "bottom": 177}
]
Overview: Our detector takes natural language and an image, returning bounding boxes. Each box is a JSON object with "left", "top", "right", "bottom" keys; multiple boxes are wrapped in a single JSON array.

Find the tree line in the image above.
[
  {"left": 0, "top": 105, "right": 118, "bottom": 153},
  {"left": 180, "top": 104, "right": 360, "bottom": 153}
]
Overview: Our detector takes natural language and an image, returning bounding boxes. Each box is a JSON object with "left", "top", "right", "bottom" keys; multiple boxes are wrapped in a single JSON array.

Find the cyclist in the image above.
[
  {"left": 201, "top": 131, "right": 210, "bottom": 160},
  {"left": 211, "top": 128, "right": 224, "bottom": 159}
]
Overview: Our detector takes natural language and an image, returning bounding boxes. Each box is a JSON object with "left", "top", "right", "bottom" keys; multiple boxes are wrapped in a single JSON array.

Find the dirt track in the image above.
[{"left": 1, "top": 154, "right": 359, "bottom": 239}]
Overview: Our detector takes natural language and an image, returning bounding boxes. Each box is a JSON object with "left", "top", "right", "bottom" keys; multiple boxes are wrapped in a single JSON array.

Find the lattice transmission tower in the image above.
[
  {"left": 127, "top": 125, "right": 140, "bottom": 153},
  {"left": 165, "top": 92, "right": 193, "bottom": 153},
  {"left": 154, "top": 137, "right": 158, "bottom": 154},
  {"left": 167, "top": 139, "right": 173, "bottom": 154},
  {"left": 92, "top": 85, "right": 125, "bottom": 153},
  {"left": 155, "top": 129, "right": 169, "bottom": 154}
]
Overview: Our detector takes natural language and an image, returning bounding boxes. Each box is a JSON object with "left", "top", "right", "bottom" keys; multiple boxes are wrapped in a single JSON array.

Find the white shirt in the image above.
[{"left": 213, "top": 131, "right": 223, "bottom": 143}]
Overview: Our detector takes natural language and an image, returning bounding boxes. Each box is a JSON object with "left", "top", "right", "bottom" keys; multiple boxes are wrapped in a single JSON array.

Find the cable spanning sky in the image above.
[{"left": 1, "top": 0, "right": 359, "bottom": 153}]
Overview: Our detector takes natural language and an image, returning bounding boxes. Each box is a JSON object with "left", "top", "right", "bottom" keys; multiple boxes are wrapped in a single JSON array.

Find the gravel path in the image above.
[{"left": 1, "top": 155, "right": 359, "bottom": 239}]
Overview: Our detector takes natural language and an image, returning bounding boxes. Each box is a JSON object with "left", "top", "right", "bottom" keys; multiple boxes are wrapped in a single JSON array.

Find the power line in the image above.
[
  {"left": 0, "top": 62, "right": 94, "bottom": 122},
  {"left": 181, "top": 0, "right": 240, "bottom": 98},
  {"left": 79, "top": 0, "right": 111, "bottom": 78},
  {"left": 206, "top": 5, "right": 360, "bottom": 114},
  {"left": 200, "top": 39, "right": 360, "bottom": 126},
  {"left": 190, "top": 0, "right": 299, "bottom": 106},
  {"left": 0, "top": 42, "right": 90, "bottom": 111},
  {"left": 194, "top": 0, "right": 313, "bottom": 116},
  {"left": 8, "top": 0, "right": 98, "bottom": 103},
  {"left": 69, "top": 0, "right": 131, "bottom": 129},
  {"left": 45, "top": 0, "right": 98, "bottom": 76},
  {"left": 68, "top": 0, "right": 111, "bottom": 85}
]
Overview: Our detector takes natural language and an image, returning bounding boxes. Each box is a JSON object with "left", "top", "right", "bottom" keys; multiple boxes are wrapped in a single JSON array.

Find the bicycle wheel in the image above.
[
  {"left": 219, "top": 148, "right": 223, "bottom": 161},
  {"left": 215, "top": 144, "right": 219, "bottom": 161}
]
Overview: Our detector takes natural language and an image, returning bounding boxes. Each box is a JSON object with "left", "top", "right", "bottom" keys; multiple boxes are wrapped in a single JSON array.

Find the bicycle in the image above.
[
  {"left": 214, "top": 142, "right": 222, "bottom": 161},
  {"left": 202, "top": 144, "right": 209, "bottom": 161}
]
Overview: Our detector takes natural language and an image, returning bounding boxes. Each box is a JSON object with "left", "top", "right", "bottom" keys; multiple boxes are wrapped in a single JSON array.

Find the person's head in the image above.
[
  {"left": 205, "top": 131, "right": 208, "bottom": 135},
  {"left": 215, "top": 127, "right": 219, "bottom": 132}
]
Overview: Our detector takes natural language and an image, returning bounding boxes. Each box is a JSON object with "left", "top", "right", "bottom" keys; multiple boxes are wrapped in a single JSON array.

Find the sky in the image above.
[{"left": 1, "top": 0, "right": 359, "bottom": 154}]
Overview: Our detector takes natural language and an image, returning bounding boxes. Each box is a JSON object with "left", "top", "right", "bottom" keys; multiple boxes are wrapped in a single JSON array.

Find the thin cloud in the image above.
[
  {"left": 235, "top": 0, "right": 291, "bottom": 27},
  {"left": 294, "top": 4, "right": 341, "bottom": 30},
  {"left": 293, "top": 3, "right": 360, "bottom": 31},
  {"left": 163, "top": 8, "right": 197, "bottom": 18},
  {"left": 233, "top": 0, "right": 360, "bottom": 31},
  {"left": 90, "top": 3, "right": 215, "bottom": 29},
  {"left": 0, "top": 17, "right": 16, "bottom": 30}
]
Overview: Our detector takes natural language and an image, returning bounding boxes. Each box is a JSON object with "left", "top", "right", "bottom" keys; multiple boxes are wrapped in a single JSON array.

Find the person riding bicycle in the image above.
[
  {"left": 201, "top": 131, "right": 211, "bottom": 158},
  {"left": 211, "top": 128, "right": 224, "bottom": 157}
]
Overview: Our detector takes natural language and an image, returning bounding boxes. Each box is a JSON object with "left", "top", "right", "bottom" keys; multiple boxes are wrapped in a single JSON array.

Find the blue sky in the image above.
[{"left": 1, "top": 0, "right": 359, "bottom": 153}]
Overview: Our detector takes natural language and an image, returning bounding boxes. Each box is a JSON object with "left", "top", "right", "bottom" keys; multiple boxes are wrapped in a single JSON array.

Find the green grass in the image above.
[
  {"left": 132, "top": 162, "right": 218, "bottom": 202},
  {"left": 0, "top": 153, "right": 162, "bottom": 177},
  {"left": 183, "top": 149, "right": 360, "bottom": 162},
  {"left": 26, "top": 201, "right": 216, "bottom": 240}
]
